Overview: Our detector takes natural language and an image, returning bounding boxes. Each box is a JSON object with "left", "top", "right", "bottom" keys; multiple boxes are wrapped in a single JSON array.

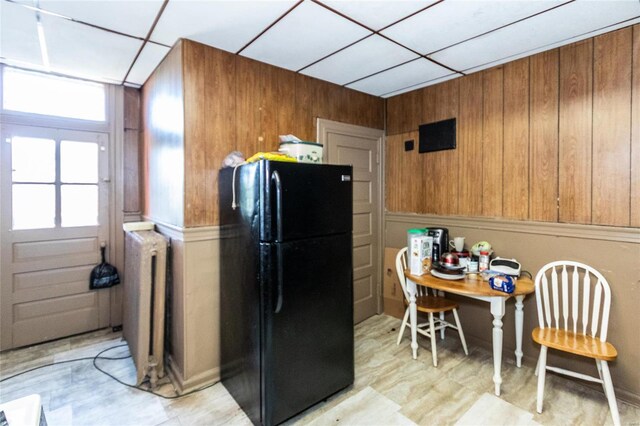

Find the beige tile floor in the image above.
[{"left": 1, "top": 314, "right": 639, "bottom": 425}]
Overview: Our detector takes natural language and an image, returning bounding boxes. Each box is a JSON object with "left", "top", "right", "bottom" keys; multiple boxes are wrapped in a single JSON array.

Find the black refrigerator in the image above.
[{"left": 219, "top": 160, "right": 354, "bottom": 426}]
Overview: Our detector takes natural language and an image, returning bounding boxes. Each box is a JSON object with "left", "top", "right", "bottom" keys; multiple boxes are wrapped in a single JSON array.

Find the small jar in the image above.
[
  {"left": 479, "top": 251, "right": 490, "bottom": 272},
  {"left": 468, "top": 256, "right": 479, "bottom": 273}
]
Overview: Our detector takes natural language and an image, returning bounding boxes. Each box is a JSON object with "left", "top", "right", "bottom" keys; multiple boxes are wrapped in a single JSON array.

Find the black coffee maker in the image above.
[{"left": 427, "top": 227, "right": 449, "bottom": 264}]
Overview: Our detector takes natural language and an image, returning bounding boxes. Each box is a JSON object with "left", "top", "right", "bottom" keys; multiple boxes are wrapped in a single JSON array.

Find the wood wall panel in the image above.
[
  {"left": 385, "top": 26, "right": 637, "bottom": 228},
  {"left": 143, "top": 39, "right": 384, "bottom": 227},
  {"left": 385, "top": 132, "right": 421, "bottom": 212},
  {"left": 421, "top": 86, "right": 437, "bottom": 214},
  {"left": 482, "top": 67, "right": 504, "bottom": 217},
  {"left": 123, "top": 87, "right": 141, "bottom": 213},
  {"left": 592, "top": 28, "right": 632, "bottom": 226},
  {"left": 202, "top": 45, "right": 236, "bottom": 226},
  {"left": 559, "top": 39, "right": 593, "bottom": 224},
  {"left": 529, "top": 50, "right": 559, "bottom": 222},
  {"left": 632, "top": 25, "right": 640, "bottom": 227},
  {"left": 141, "top": 42, "right": 184, "bottom": 226},
  {"left": 183, "top": 41, "right": 208, "bottom": 226},
  {"left": 457, "top": 73, "right": 484, "bottom": 217},
  {"left": 502, "top": 58, "right": 530, "bottom": 220},
  {"left": 433, "top": 80, "right": 459, "bottom": 215}
]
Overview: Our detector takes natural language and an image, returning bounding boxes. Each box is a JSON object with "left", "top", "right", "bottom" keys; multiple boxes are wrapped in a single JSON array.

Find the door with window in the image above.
[{"left": 0, "top": 124, "right": 111, "bottom": 349}]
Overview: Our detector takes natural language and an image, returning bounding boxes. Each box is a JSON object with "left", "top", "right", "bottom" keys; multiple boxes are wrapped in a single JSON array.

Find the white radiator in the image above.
[{"left": 123, "top": 230, "right": 168, "bottom": 388}]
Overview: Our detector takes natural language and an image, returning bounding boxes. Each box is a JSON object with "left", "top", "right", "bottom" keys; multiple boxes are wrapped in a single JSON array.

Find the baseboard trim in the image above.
[
  {"left": 144, "top": 217, "right": 222, "bottom": 242},
  {"left": 385, "top": 212, "right": 640, "bottom": 244},
  {"left": 166, "top": 354, "right": 220, "bottom": 394}
]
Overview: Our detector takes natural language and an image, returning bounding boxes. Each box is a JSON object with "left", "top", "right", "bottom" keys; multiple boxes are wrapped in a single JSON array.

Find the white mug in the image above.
[{"left": 449, "top": 237, "right": 465, "bottom": 252}]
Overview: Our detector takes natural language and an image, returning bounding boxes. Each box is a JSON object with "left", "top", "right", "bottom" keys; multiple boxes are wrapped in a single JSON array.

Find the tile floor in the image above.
[{"left": 1, "top": 314, "right": 639, "bottom": 425}]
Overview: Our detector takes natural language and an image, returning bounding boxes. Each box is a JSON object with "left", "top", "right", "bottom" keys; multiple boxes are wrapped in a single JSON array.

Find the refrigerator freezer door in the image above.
[
  {"left": 261, "top": 161, "right": 352, "bottom": 242},
  {"left": 262, "top": 233, "right": 354, "bottom": 425}
]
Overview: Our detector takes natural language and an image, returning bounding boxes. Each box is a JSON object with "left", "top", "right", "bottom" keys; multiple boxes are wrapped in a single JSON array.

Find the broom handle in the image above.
[{"left": 100, "top": 243, "right": 106, "bottom": 264}]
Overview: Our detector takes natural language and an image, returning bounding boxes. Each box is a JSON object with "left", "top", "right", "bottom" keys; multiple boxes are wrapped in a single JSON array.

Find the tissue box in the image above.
[{"left": 279, "top": 141, "right": 323, "bottom": 163}]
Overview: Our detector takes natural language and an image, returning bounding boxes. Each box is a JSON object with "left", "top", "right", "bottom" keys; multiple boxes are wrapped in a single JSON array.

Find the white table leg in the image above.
[
  {"left": 408, "top": 279, "right": 419, "bottom": 360},
  {"left": 438, "top": 290, "right": 445, "bottom": 340},
  {"left": 515, "top": 295, "right": 525, "bottom": 368},
  {"left": 490, "top": 297, "right": 505, "bottom": 396}
]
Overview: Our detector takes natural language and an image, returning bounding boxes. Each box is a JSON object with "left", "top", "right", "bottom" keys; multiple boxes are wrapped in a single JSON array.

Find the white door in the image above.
[
  {"left": 318, "top": 119, "right": 383, "bottom": 324},
  {"left": 1, "top": 124, "right": 111, "bottom": 349}
]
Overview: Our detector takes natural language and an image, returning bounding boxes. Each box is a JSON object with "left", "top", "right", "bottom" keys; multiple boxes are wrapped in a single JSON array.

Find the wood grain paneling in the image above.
[
  {"left": 183, "top": 41, "right": 207, "bottom": 226},
  {"left": 457, "top": 73, "right": 484, "bottom": 217},
  {"left": 593, "top": 28, "right": 632, "bottom": 226},
  {"left": 482, "top": 66, "right": 504, "bottom": 217},
  {"left": 203, "top": 44, "right": 236, "bottom": 226},
  {"left": 630, "top": 25, "right": 640, "bottom": 227},
  {"left": 143, "top": 40, "right": 384, "bottom": 227},
  {"left": 421, "top": 86, "right": 437, "bottom": 214},
  {"left": 529, "top": 50, "right": 559, "bottom": 222},
  {"left": 503, "top": 58, "right": 530, "bottom": 220},
  {"left": 385, "top": 132, "right": 421, "bottom": 213},
  {"left": 141, "top": 41, "right": 184, "bottom": 226},
  {"left": 433, "top": 80, "right": 459, "bottom": 215},
  {"left": 123, "top": 87, "right": 141, "bottom": 213},
  {"left": 385, "top": 27, "right": 637, "bottom": 228},
  {"left": 559, "top": 39, "right": 592, "bottom": 224}
]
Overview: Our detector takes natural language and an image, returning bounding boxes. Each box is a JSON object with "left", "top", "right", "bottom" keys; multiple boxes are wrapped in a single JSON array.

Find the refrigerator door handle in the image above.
[
  {"left": 271, "top": 170, "right": 283, "bottom": 242},
  {"left": 275, "top": 243, "right": 284, "bottom": 314}
]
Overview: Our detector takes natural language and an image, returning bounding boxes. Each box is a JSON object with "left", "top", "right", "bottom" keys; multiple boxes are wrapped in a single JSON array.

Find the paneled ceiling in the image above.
[{"left": 1, "top": 0, "right": 639, "bottom": 98}]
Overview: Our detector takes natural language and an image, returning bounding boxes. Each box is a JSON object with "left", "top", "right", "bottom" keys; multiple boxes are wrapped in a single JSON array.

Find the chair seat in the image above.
[
  {"left": 532, "top": 327, "right": 617, "bottom": 361},
  {"left": 404, "top": 295, "right": 458, "bottom": 313}
]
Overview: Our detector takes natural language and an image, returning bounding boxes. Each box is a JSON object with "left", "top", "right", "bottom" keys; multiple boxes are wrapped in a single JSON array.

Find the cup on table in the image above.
[{"left": 449, "top": 237, "right": 465, "bottom": 252}]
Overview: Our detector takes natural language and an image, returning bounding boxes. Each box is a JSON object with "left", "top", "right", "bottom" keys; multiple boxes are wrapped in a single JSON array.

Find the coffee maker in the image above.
[{"left": 427, "top": 227, "right": 449, "bottom": 263}]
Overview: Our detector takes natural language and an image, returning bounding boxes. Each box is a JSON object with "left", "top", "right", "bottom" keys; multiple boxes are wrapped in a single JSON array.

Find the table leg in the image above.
[
  {"left": 408, "top": 279, "right": 418, "bottom": 360},
  {"left": 490, "top": 297, "right": 505, "bottom": 396},
  {"left": 515, "top": 295, "right": 525, "bottom": 368}
]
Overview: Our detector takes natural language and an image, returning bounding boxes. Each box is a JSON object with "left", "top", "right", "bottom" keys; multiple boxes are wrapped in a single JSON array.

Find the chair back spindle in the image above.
[{"left": 534, "top": 261, "right": 612, "bottom": 342}]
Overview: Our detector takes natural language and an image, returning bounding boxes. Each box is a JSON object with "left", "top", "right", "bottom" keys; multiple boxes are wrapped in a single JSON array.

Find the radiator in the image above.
[{"left": 123, "top": 230, "right": 168, "bottom": 388}]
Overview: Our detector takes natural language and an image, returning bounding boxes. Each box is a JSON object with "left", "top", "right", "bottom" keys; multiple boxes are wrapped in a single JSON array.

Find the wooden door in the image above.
[
  {"left": 0, "top": 124, "right": 111, "bottom": 349},
  {"left": 318, "top": 119, "right": 383, "bottom": 324}
]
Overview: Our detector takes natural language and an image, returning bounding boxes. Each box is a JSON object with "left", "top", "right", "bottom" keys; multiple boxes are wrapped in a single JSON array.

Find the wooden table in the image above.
[{"left": 404, "top": 270, "right": 534, "bottom": 396}]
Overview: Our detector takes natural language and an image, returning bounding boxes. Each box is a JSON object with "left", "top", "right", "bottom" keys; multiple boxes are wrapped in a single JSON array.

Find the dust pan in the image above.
[{"left": 90, "top": 243, "right": 120, "bottom": 289}]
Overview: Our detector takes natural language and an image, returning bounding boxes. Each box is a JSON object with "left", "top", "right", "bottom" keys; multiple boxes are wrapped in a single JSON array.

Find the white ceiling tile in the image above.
[
  {"left": 381, "top": 72, "right": 461, "bottom": 98},
  {"left": 346, "top": 58, "right": 453, "bottom": 96},
  {"left": 301, "top": 35, "right": 418, "bottom": 86},
  {"left": 382, "top": 0, "right": 566, "bottom": 55},
  {"left": 0, "top": 1, "right": 43, "bottom": 68},
  {"left": 463, "top": 18, "right": 640, "bottom": 75},
  {"left": 319, "top": 0, "right": 437, "bottom": 31},
  {"left": 431, "top": 0, "right": 640, "bottom": 72},
  {"left": 126, "top": 42, "right": 170, "bottom": 85},
  {"left": 241, "top": 1, "right": 371, "bottom": 71},
  {"left": 41, "top": 13, "right": 143, "bottom": 84},
  {"left": 151, "top": 0, "right": 298, "bottom": 52},
  {"left": 14, "top": 0, "right": 164, "bottom": 39}
]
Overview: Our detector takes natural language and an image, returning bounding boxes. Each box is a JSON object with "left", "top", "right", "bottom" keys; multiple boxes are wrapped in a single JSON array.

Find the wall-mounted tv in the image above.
[{"left": 418, "top": 118, "right": 456, "bottom": 153}]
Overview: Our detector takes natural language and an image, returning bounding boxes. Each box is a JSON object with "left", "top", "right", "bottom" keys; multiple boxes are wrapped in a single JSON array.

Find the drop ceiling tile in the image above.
[
  {"left": 346, "top": 58, "right": 453, "bottom": 97},
  {"left": 463, "top": 18, "right": 640, "bottom": 74},
  {"left": 319, "top": 0, "right": 437, "bottom": 31},
  {"left": 241, "top": 1, "right": 372, "bottom": 71},
  {"left": 126, "top": 42, "right": 170, "bottom": 86},
  {"left": 301, "top": 35, "right": 418, "bottom": 86},
  {"left": 382, "top": 0, "right": 566, "bottom": 55},
  {"left": 381, "top": 73, "right": 461, "bottom": 98},
  {"left": 41, "top": 13, "right": 143, "bottom": 84},
  {"left": 14, "top": 0, "right": 163, "bottom": 39},
  {"left": 431, "top": 0, "right": 640, "bottom": 72},
  {"left": 0, "top": 1, "right": 43, "bottom": 68},
  {"left": 151, "top": 0, "right": 297, "bottom": 52}
]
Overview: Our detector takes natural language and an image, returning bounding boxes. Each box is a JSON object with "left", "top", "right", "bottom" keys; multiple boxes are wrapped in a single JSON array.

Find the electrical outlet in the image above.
[{"left": 404, "top": 140, "right": 414, "bottom": 151}]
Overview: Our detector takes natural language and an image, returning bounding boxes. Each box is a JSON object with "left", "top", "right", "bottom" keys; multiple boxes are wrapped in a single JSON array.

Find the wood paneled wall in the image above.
[
  {"left": 123, "top": 86, "right": 141, "bottom": 214},
  {"left": 141, "top": 43, "right": 185, "bottom": 227},
  {"left": 180, "top": 39, "right": 384, "bottom": 226},
  {"left": 386, "top": 25, "right": 640, "bottom": 228}
]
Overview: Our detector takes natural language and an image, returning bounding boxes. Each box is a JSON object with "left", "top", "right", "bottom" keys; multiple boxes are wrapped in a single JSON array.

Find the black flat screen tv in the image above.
[{"left": 418, "top": 118, "right": 456, "bottom": 153}]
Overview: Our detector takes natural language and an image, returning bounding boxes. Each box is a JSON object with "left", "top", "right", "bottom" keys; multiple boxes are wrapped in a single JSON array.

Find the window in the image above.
[
  {"left": 2, "top": 67, "right": 106, "bottom": 121},
  {"left": 11, "top": 135, "right": 100, "bottom": 230}
]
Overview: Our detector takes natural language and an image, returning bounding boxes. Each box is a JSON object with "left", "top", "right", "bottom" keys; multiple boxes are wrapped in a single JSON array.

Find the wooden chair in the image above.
[
  {"left": 532, "top": 261, "right": 620, "bottom": 426},
  {"left": 395, "top": 247, "right": 468, "bottom": 367}
]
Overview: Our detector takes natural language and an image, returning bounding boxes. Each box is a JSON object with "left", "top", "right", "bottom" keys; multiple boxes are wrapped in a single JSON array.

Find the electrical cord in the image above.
[{"left": 1, "top": 343, "right": 215, "bottom": 400}]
